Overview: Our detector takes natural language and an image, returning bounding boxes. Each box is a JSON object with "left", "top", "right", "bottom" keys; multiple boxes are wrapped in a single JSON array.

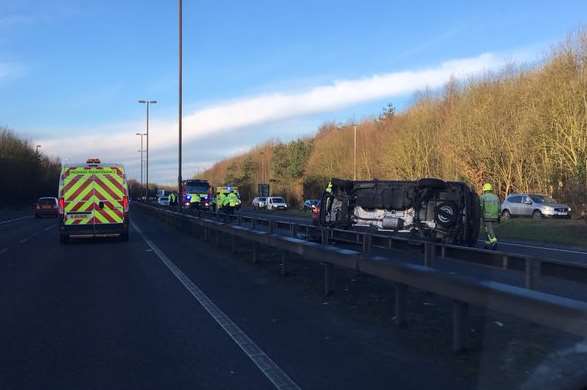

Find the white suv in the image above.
[
  {"left": 266, "top": 197, "right": 288, "bottom": 210},
  {"left": 252, "top": 197, "right": 267, "bottom": 209}
]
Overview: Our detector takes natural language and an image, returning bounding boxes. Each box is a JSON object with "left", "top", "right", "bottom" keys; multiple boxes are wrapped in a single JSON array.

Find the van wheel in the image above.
[
  {"left": 532, "top": 210, "right": 543, "bottom": 220},
  {"left": 59, "top": 233, "right": 69, "bottom": 244},
  {"left": 501, "top": 210, "right": 511, "bottom": 220}
]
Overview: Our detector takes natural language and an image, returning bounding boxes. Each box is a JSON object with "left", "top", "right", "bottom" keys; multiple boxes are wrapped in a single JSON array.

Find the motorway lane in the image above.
[
  {"left": 0, "top": 216, "right": 275, "bottom": 390},
  {"left": 0, "top": 208, "right": 479, "bottom": 390},
  {"left": 0, "top": 215, "right": 57, "bottom": 258}
]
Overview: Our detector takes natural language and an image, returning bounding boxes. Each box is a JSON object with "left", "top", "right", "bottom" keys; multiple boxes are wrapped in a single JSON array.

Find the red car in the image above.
[
  {"left": 311, "top": 201, "right": 320, "bottom": 225},
  {"left": 34, "top": 197, "right": 59, "bottom": 218}
]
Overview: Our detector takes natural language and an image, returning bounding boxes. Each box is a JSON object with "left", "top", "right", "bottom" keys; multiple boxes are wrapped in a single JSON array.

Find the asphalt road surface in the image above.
[
  {"left": 1, "top": 207, "right": 585, "bottom": 389},
  {"left": 0, "top": 208, "right": 491, "bottom": 390}
]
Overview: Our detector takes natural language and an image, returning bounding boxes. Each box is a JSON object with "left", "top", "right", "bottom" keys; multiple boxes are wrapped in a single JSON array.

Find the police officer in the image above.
[
  {"left": 216, "top": 190, "right": 226, "bottom": 212},
  {"left": 480, "top": 183, "right": 500, "bottom": 250},
  {"left": 227, "top": 191, "right": 240, "bottom": 208}
]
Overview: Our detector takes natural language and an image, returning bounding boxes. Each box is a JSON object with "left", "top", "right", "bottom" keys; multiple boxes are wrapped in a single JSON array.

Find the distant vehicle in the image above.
[
  {"left": 34, "top": 197, "right": 59, "bottom": 218},
  {"left": 182, "top": 179, "right": 212, "bottom": 209},
  {"left": 157, "top": 196, "right": 170, "bottom": 206},
  {"left": 303, "top": 199, "right": 319, "bottom": 210},
  {"left": 311, "top": 200, "right": 321, "bottom": 225},
  {"left": 58, "top": 158, "right": 129, "bottom": 243},
  {"left": 266, "top": 196, "right": 288, "bottom": 210},
  {"left": 501, "top": 193, "right": 571, "bottom": 219},
  {"left": 319, "top": 178, "right": 480, "bottom": 246},
  {"left": 252, "top": 196, "right": 267, "bottom": 209}
]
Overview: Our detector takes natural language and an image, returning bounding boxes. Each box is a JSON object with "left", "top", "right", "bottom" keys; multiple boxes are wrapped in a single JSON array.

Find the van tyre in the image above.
[
  {"left": 532, "top": 210, "right": 543, "bottom": 220},
  {"left": 120, "top": 230, "right": 129, "bottom": 242},
  {"left": 417, "top": 178, "right": 447, "bottom": 190}
]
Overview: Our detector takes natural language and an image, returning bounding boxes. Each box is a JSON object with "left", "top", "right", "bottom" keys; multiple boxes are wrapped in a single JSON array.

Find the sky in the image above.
[{"left": 1, "top": 1, "right": 586, "bottom": 184}]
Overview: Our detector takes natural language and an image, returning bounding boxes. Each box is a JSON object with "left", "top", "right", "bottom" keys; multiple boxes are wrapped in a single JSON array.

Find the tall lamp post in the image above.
[
  {"left": 135, "top": 132, "right": 146, "bottom": 191},
  {"left": 178, "top": 0, "right": 183, "bottom": 211},
  {"left": 138, "top": 99, "right": 157, "bottom": 200}
]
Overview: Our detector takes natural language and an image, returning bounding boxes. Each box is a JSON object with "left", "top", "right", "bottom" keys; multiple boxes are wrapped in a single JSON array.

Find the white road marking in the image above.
[
  {"left": 43, "top": 224, "right": 57, "bottom": 231},
  {"left": 0, "top": 216, "right": 33, "bottom": 225},
  {"left": 19, "top": 238, "right": 29, "bottom": 244},
  {"left": 479, "top": 240, "right": 587, "bottom": 255},
  {"left": 131, "top": 222, "right": 301, "bottom": 390}
]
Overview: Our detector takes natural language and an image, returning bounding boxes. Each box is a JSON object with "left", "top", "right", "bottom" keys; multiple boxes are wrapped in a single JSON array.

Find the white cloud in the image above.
[{"left": 38, "top": 51, "right": 516, "bottom": 182}]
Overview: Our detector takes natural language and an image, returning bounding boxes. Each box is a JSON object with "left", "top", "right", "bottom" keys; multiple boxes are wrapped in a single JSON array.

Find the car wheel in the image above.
[
  {"left": 532, "top": 210, "right": 543, "bottom": 220},
  {"left": 501, "top": 210, "right": 511, "bottom": 220}
]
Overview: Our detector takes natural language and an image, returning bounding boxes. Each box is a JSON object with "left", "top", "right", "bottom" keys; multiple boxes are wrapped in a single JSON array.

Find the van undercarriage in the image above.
[{"left": 319, "top": 178, "right": 480, "bottom": 246}]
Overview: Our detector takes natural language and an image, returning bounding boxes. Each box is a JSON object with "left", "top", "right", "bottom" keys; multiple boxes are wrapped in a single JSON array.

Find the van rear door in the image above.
[
  {"left": 61, "top": 167, "right": 95, "bottom": 227},
  {"left": 92, "top": 166, "right": 127, "bottom": 225}
]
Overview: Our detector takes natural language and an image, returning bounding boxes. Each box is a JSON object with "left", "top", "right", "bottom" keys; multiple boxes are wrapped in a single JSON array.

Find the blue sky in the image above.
[{"left": 1, "top": 0, "right": 586, "bottom": 183}]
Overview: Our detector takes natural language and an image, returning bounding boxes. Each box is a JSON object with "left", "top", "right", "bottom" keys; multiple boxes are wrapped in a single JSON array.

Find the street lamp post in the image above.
[
  {"left": 353, "top": 125, "right": 357, "bottom": 181},
  {"left": 178, "top": 0, "right": 183, "bottom": 212},
  {"left": 138, "top": 99, "right": 157, "bottom": 200},
  {"left": 135, "top": 132, "right": 146, "bottom": 191}
]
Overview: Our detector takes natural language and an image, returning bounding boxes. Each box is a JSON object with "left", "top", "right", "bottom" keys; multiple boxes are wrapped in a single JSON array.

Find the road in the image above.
[
  {"left": 236, "top": 209, "right": 587, "bottom": 264},
  {"left": 0, "top": 207, "right": 516, "bottom": 390}
]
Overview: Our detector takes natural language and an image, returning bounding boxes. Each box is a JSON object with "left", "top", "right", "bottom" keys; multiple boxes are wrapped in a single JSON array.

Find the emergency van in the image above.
[{"left": 58, "top": 158, "right": 129, "bottom": 243}]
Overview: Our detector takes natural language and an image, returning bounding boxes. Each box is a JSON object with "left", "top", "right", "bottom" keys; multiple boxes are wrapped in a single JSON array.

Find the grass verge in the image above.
[{"left": 495, "top": 218, "right": 587, "bottom": 249}]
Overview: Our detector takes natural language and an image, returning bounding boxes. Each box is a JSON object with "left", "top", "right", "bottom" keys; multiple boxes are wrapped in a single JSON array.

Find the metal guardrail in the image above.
[
  {"left": 135, "top": 202, "right": 587, "bottom": 352},
  {"left": 149, "top": 203, "right": 587, "bottom": 289}
]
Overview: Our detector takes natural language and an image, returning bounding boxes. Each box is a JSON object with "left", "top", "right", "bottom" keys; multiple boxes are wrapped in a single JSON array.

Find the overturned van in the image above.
[{"left": 319, "top": 178, "right": 480, "bottom": 246}]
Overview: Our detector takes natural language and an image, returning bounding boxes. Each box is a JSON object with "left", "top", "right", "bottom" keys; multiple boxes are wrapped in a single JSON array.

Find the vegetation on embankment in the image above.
[
  {"left": 0, "top": 128, "right": 61, "bottom": 206},
  {"left": 201, "top": 31, "right": 587, "bottom": 212}
]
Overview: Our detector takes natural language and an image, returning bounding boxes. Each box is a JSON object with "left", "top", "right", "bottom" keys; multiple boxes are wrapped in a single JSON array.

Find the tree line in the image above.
[
  {"left": 0, "top": 128, "right": 62, "bottom": 207},
  {"left": 202, "top": 31, "right": 587, "bottom": 213}
]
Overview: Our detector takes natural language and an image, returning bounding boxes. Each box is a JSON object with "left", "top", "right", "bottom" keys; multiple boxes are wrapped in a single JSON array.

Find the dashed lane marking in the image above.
[{"left": 131, "top": 221, "right": 301, "bottom": 390}]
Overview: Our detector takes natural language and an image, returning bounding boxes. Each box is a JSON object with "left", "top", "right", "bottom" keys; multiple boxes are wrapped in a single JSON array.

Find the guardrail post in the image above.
[
  {"left": 305, "top": 226, "right": 310, "bottom": 240},
  {"left": 424, "top": 242, "right": 436, "bottom": 267},
  {"left": 387, "top": 238, "right": 393, "bottom": 249},
  {"left": 394, "top": 283, "right": 407, "bottom": 327},
  {"left": 452, "top": 300, "right": 469, "bottom": 353},
  {"left": 268, "top": 221, "right": 273, "bottom": 234},
  {"left": 251, "top": 219, "right": 256, "bottom": 230},
  {"left": 323, "top": 263, "right": 334, "bottom": 297},
  {"left": 237, "top": 215, "right": 242, "bottom": 225},
  {"left": 525, "top": 258, "right": 541, "bottom": 290},
  {"left": 204, "top": 227, "right": 209, "bottom": 241},
  {"left": 231, "top": 235, "right": 236, "bottom": 254},
  {"left": 321, "top": 228, "right": 328, "bottom": 245},
  {"left": 440, "top": 245, "right": 446, "bottom": 259},
  {"left": 251, "top": 243, "right": 258, "bottom": 264},
  {"left": 280, "top": 252, "right": 288, "bottom": 277},
  {"left": 502, "top": 255, "right": 509, "bottom": 270},
  {"left": 289, "top": 223, "right": 295, "bottom": 237},
  {"left": 362, "top": 234, "right": 372, "bottom": 254}
]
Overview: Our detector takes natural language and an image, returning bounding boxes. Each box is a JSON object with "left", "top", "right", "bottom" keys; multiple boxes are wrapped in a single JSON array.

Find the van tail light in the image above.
[
  {"left": 59, "top": 198, "right": 65, "bottom": 213},
  {"left": 122, "top": 196, "right": 129, "bottom": 211}
]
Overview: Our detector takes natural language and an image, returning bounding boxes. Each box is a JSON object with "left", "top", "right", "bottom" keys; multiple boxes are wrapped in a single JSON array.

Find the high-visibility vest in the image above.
[{"left": 481, "top": 192, "right": 500, "bottom": 221}]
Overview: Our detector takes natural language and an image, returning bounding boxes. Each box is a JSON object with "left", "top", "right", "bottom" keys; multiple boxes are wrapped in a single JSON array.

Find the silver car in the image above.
[{"left": 500, "top": 193, "right": 571, "bottom": 219}]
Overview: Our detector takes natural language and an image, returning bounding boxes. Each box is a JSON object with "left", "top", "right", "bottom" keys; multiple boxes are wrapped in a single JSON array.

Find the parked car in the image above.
[
  {"left": 303, "top": 199, "right": 319, "bottom": 210},
  {"left": 501, "top": 193, "right": 571, "bottom": 219},
  {"left": 157, "top": 196, "right": 170, "bottom": 206},
  {"left": 34, "top": 197, "right": 59, "bottom": 218},
  {"left": 319, "top": 178, "right": 480, "bottom": 246},
  {"left": 311, "top": 200, "right": 321, "bottom": 225},
  {"left": 252, "top": 196, "right": 267, "bottom": 209},
  {"left": 266, "top": 196, "right": 288, "bottom": 210}
]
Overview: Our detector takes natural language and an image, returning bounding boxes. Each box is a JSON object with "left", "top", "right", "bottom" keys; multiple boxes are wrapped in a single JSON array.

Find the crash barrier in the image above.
[
  {"left": 147, "top": 202, "right": 587, "bottom": 290},
  {"left": 135, "top": 202, "right": 587, "bottom": 352}
]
